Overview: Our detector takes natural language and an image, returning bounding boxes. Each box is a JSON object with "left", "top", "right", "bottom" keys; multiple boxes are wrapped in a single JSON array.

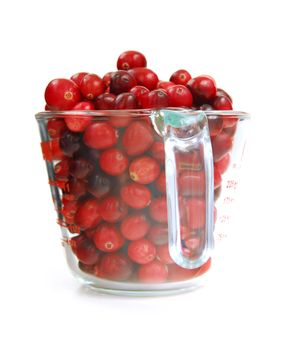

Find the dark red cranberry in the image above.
[
  {"left": 74, "top": 198, "right": 101, "bottom": 230},
  {"left": 212, "top": 95, "right": 233, "bottom": 110},
  {"left": 150, "top": 142, "right": 165, "bottom": 161},
  {"left": 117, "top": 50, "right": 147, "bottom": 70},
  {"left": 80, "top": 74, "right": 106, "bottom": 100},
  {"left": 59, "top": 131, "right": 81, "bottom": 157},
  {"left": 166, "top": 85, "right": 193, "bottom": 107},
  {"left": 87, "top": 173, "right": 112, "bottom": 198},
  {"left": 114, "top": 92, "right": 138, "bottom": 109},
  {"left": 69, "top": 158, "right": 94, "bottom": 179},
  {"left": 170, "top": 69, "right": 192, "bottom": 85},
  {"left": 95, "top": 93, "right": 116, "bottom": 110},
  {"left": 122, "top": 121, "right": 154, "bottom": 156},
  {"left": 211, "top": 133, "right": 233, "bottom": 161},
  {"left": 45, "top": 78, "right": 81, "bottom": 110},
  {"left": 64, "top": 178, "right": 87, "bottom": 200},
  {"left": 188, "top": 75, "right": 217, "bottom": 104},
  {"left": 99, "top": 196, "right": 128, "bottom": 223},
  {"left": 70, "top": 72, "right": 88, "bottom": 87},
  {"left": 139, "top": 89, "right": 169, "bottom": 108},
  {"left": 95, "top": 253, "right": 133, "bottom": 281},
  {"left": 130, "top": 85, "right": 150, "bottom": 106},
  {"left": 61, "top": 199, "right": 79, "bottom": 224},
  {"left": 214, "top": 186, "right": 222, "bottom": 201},
  {"left": 70, "top": 235, "right": 99, "bottom": 265},
  {"left": 109, "top": 70, "right": 137, "bottom": 94},
  {"left": 128, "top": 68, "right": 159, "bottom": 90},
  {"left": 216, "top": 88, "right": 233, "bottom": 103}
]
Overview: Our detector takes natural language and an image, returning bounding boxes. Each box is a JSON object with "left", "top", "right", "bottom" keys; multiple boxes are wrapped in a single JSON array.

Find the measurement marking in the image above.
[
  {"left": 223, "top": 196, "right": 235, "bottom": 204},
  {"left": 226, "top": 179, "right": 238, "bottom": 190}
]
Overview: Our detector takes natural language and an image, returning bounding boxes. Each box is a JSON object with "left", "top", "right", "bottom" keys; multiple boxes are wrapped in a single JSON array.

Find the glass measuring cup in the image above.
[{"left": 36, "top": 109, "right": 250, "bottom": 295}]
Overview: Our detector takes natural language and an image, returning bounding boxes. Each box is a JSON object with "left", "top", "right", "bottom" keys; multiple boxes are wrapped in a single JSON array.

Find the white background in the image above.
[{"left": 0, "top": 0, "right": 281, "bottom": 349}]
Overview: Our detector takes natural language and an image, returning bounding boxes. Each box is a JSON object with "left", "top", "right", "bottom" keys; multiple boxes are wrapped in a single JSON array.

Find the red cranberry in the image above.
[
  {"left": 216, "top": 88, "right": 233, "bottom": 103},
  {"left": 70, "top": 72, "right": 88, "bottom": 87},
  {"left": 130, "top": 85, "right": 150, "bottom": 106},
  {"left": 138, "top": 261, "right": 168, "bottom": 283},
  {"left": 64, "top": 101, "right": 94, "bottom": 133},
  {"left": 168, "top": 264, "right": 197, "bottom": 281},
  {"left": 117, "top": 50, "right": 147, "bottom": 70},
  {"left": 155, "top": 171, "right": 166, "bottom": 194},
  {"left": 214, "top": 186, "right": 222, "bottom": 201},
  {"left": 114, "top": 92, "right": 138, "bottom": 109},
  {"left": 208, "top": 117, "right": 224, "bottom": 137},
  {"left": 99, "top": 196, "right": 128, "bottom": 223},
  {"left": 214, "top": 165, "right": 222, "bottom": 189},
  {"left": 150, "top": 142, "right": 165, "bottom": 161},
  {"left": 212, "top": 95, "right": 233, "bottom": 110},
  {"left": 170, "top": 69, "right": 192, "bottom": 85},
  {"left": 70, "top": 235, "right": 99, "bottom": 265},
  {"left": 128, "top": 239, "right": 156, "bottom": 264},
  {"left": 69, "top": 158, "right": 94, "bottom": 179},
  {"left": 87, "top": 173, "right": 111, "bottom": 198},
  {"left": 99, "top": 148, "right": 128, "bottom": 176},
  {"left": 110, "top": 70, "right": 137, "bottom": 94},
  {"left": 95, "top": 93, "right": 116, "bottom": 110},
  {"left": 128, "top": 68, "right": 159, "bottom": 90},
  {"left": 179, "top": 171, "right": 205, "bottom": 196},
  {"left": 129, "top": 156, "right": 161, "bottom": 185},
  {"left": 45, "top": 78, "right": 81, "bottom": 110},
  {"left": 41, "top": 139, "right": 65, "bottom": 161},
  {"left": 61, "top": 199, "right": 79, "bottom": 224},
  {"left": 47, "top": 118, "right": 67, "bottom": 138},
  {"left": 83, "top": 123, "right": 117, "bottom": 150},
  {"left": 122, "top": 121, "right": 154, "bottom": 156},
  {"left": 102, "top": 72, "right": 113, "bottom": 88},
  {"left": 121, "top": 214, "right": 150, "bottom": 240},
  {"left": 149, "top": 197, "right": 168, "bottom": 223},
  {"left": 93, "top": 224, "right": 125, "bottom": 252},
  {"left": 64, "top": 178, "right": 87, "bottom": 200},
  {"left": 139, "top": 89, "right": 169, "bottom": 108},
  {"left": 188, "top": 75, "right": 217, "bottom": 104},
  {"left": 166, "top": 85, "right": 193, "bottom": 107},
  {"left": 96, "top": 253, "right": 133, "bottom": 281},
  {"left": 147, "top": 225, "right": 168, "bottom": 245},
  {"left": 80, "top": 74, "right": 106, "bottom": 100},
  {"left": 157, "top": 81, "right": 175, "bottom": 90},
  {"left": 156, "top": 244, "right": 174, "bottom": 264},
  {"left": 74, "top": 199, "right": 101, "bottom": 230},
  {"left": 186, "top": 198, "right": 205, "bottom": 230},
  {"left": 54, "top": 159, "right": 70, "bottom": 180},
  {"left": 121, "top": 183, "right": 151, "bottom": 209},
  {"left": 211, "top": 133, "right": 233, "bottom": 161},
  {"left": 215, "top": 153, "right": 230, "bottom": 174},
  {"left": 59, "top": 130, "right": 81, "bottom": 157}
]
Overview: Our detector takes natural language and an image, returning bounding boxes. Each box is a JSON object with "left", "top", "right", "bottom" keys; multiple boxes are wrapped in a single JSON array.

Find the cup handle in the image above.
[{"left": 151, "top": 109, "right": 214, "bottom": 269}]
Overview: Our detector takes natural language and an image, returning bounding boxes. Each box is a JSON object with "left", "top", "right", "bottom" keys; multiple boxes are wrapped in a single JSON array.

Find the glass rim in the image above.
[{"left": 35, "top": 108, "right": 250, "bottom": 120}]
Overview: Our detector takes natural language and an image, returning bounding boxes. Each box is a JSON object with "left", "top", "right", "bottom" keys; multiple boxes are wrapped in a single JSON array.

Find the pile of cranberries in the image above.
[{"left": 41, "top": 50, "right": 237, "bottom": 284}]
